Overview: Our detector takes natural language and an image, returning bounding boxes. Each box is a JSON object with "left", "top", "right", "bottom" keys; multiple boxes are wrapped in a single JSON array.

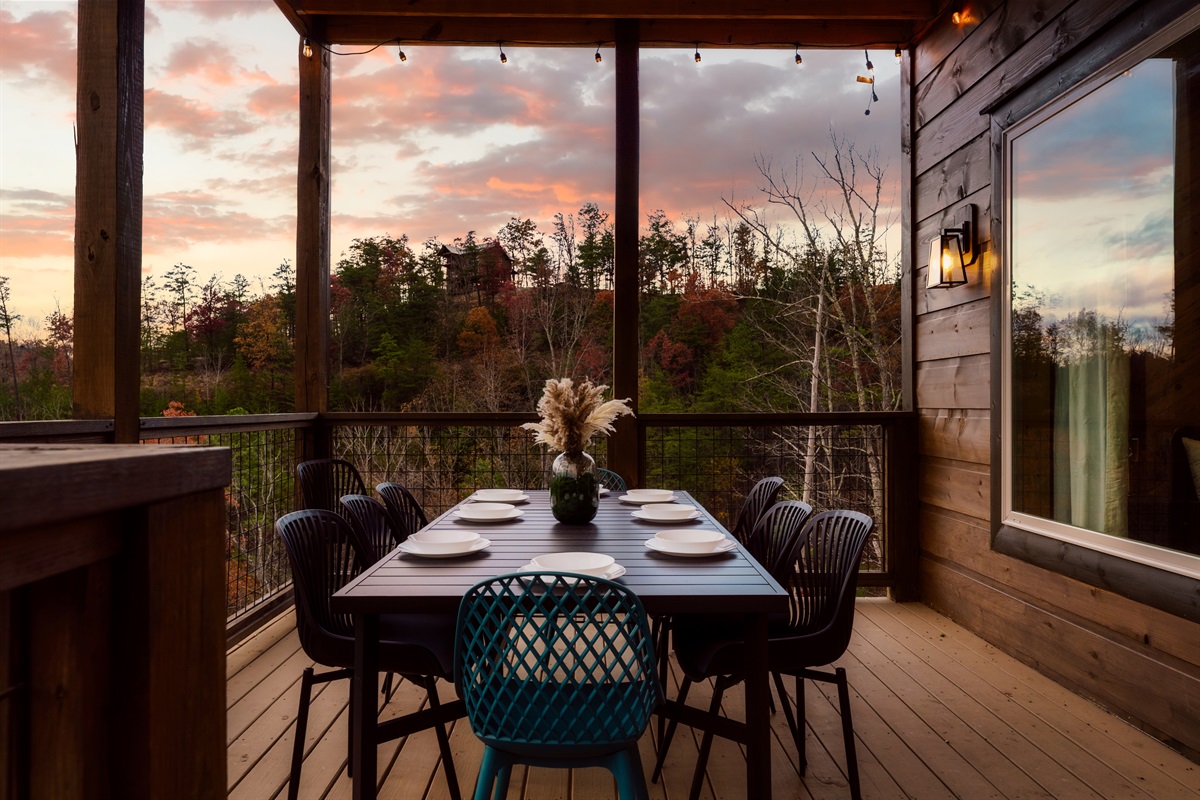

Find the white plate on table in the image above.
[
  {"left": 599, "top": 486, "right": 610, "bottom": 497},
  {"left": 644, "top": 537, "right": 736, "bottom": 557},
  {"left": 472, "top": 489, "right": 529, "bottom": 504},
  {"left": 454, "top": 503, "right": 524, "bottom": 522},
  {"left": 519, "top": 562, "right": 627, "bottom": 581},
  {"left": 398, "top": 537, "right": 491, "bottom": 558},
  {"left": 619, "top": 492, "right": 677, "bottom": 505},
  {"left": 631, "top": 504, "right": 700, "bottom": 523}
]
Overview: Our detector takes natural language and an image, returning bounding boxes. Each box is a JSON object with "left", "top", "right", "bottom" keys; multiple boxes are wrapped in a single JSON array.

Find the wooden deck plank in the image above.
[
  {"left": 880, "top": 601, "right": 1200, "bottom": 798},
  {"left": 225, "top": 602, "right": 1199, "bottom": 800}
]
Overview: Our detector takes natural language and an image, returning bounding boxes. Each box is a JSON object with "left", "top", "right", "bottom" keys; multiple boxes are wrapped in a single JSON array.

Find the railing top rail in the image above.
[
  {"left": 140, "top": 413, "right": 318, "bottom": 439},
  {"left": 0, "top": 419, "right": 114, "bottom": 438},
  {"left": 322, "top": 410, "right": 913, "bottom": 426},
  {"left": 323, "top": 411, "right": 539, "bottom": 425}
]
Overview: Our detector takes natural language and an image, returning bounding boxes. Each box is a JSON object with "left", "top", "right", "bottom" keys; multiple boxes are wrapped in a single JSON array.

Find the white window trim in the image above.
[{"left": 1000, "top": 8, "right": 1200, "bottom": 582}]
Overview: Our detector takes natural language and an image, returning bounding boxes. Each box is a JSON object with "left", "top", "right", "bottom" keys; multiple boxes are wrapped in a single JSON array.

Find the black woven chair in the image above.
[
  {"left": 730, "top": 476, "right": 785, "bottom": 545},
  {"left": 339, "top": 494, "right": 400, "bottom": 562},
  {"left": 276, "top": 509, "right": 462, "bottom": 800},
  {"left": 296, "top": 458, "right": 367, "bottom": 512},
  {"left": 376, "top": 481, "right": 429, "bottom": 541},
  {"left": 653, "top": 509, "right": 875, "bottom": 800}
]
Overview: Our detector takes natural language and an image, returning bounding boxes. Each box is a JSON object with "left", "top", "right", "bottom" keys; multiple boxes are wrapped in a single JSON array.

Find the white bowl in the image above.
[
  {"left": 529, "top": 551, "right": 615, "bottom": 577},
  {"left": 653, "top": 529, "right": 727, "bottom": 552},
  {"left": 474, "top": 489, "right": 527, "bottom": 503},
  {"left": 455, "top": 505, "right": 523, "bottom": 522},
  {"left": 624, "top": 489, "right": 675, "bottom": 502},
  {"left": 633, "top": 503, "right": 698, "bottom": 522},
  {"left": 407, "top": 529, "right": 481, "bottom": 553}
]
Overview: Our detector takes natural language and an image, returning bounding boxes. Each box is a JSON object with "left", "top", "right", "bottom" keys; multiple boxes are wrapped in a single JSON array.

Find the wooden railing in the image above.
[{"left": 0, "top": 409, "right": 917, "bottom": 640}]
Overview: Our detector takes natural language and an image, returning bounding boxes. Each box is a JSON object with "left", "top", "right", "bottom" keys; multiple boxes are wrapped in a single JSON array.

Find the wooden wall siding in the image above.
[{"left": 911, "top": 0, "right": 1200, "bottom": 758}]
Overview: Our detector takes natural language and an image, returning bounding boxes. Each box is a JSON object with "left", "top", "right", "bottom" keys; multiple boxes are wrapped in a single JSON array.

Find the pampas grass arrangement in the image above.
[{"left": 522, "top": 378, "right": 633, "bottom": 454}]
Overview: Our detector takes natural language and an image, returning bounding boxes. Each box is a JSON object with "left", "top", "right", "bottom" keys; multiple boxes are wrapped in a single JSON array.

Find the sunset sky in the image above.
[{"left": 0, "top": 0, "right": 901, "bottom": 336}]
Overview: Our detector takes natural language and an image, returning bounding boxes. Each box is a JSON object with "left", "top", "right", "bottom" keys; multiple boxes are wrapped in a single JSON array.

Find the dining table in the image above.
[{"left": 331, "top": 488, "right": 789, "bottom": 800}]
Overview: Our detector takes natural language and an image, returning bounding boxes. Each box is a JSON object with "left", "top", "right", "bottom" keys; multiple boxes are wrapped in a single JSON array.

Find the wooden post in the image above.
[
  {"left": 611, "top": 20, "right": 640, "bottom": 486},
  {"left": 296, "top": 35, "right": 332, "bottom": 459},
  {"left": 73, "top": 0, "right": 144, "bottom": 444}
]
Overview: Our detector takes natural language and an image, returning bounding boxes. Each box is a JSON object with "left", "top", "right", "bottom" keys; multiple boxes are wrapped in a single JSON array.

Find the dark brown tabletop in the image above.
[{"left": 332, "top": 490, "right": 787, "bottom": 616}]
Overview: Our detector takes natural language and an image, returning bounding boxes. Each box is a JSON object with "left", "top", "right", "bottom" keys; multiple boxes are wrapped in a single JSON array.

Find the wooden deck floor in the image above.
[{"left": 226, "top": 600, "right": 1198, "bottom": 800}]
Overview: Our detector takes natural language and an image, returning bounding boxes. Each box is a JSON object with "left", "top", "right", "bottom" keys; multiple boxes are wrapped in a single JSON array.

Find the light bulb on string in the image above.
[
  {"left": 694, "top": 44, "right": 701, "bottom": 63},
  {"left": 498, "top": 42, "right": 507, "bottom": 64},
  {"left": 302, "top": 37, "right": 313, "bottom": 59},
  {"left": 865, "top": 50, "right": 874, "bottom": 73},
  {"left": 894, "top": 45, "right": 902, "bottom": 63},
  {"left": 398, "top": 46, "right": 407, "bottom": 62},
  {"left": 595, "top": 44, "right": 602, "bottom": 63},
  {"left": 794, "top": 46, "right": 802, "bottom": 66}
]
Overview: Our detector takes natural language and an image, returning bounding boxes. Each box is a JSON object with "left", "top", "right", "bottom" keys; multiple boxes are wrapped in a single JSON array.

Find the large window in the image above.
[{"left": 1002, "top": 15, "right": 1200, "bottom": 576}]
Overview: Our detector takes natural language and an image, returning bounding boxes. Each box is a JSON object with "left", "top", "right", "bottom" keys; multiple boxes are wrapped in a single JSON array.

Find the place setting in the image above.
[
  {"left": 618, "top": 488, "right": 677, "bottom": 505},
  {"left": 454, "top": 501, "right": 525, "bottom": 523},
  {"left": 396, "top": 529, "right": 491, "bottom": 559},
  {"left": 644, "top": 529, "right": 737, "bottom": 558},
  {"left": 469, "top": 488, "right": 530, "bottom": 504},
  {"left": 519, "top": 551, "right": 626, "bottom": 581},
  {"left": 630, "top": 502, "right": 702, "bottom": 524}
]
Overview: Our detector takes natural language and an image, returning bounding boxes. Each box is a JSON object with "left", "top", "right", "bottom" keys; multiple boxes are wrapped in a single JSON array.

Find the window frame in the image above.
[{"left": 990, "top": 2, "right": 1200, "bottom": 620}]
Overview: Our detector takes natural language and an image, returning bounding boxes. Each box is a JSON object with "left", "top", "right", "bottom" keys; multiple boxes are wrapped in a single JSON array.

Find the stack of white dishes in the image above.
[
  {"left": 619, "top": 489, "right": 676, "bottom": 504},
  {"left": 521, "top": 551, "right": 626, "bottom": 580},
  {"left": 398, "top": 529, "right": 491, "bottom": 558},
  {"left": 472, "top": 488, "right": 529, "bottom": 504},
  {"left": 644, "top": 529, "right": 735, "bottom": 557},
  {"left": 631, "top": 503, "right": 701, "bottom": 523},
  {"left": 454, "top": 502, "right": 524, "bottom": 523},
  {"left": 599, "top": 486, "right": 611, "bottom": 497}
]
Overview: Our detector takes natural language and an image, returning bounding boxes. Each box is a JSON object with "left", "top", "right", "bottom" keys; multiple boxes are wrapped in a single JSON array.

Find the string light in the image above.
[
  {"left": 397, "top": 45, "right": 407, "bottom": 62},
  {"left": 865, "top": 49, "right": 874, "bottom": 73},
  {"left": 595, "top": 44, "right": 602, "bottom": 63},
  {"left": 894, "top": 44, "right": 902, "bottom": 63},
  {"left": 794, "top": 45, "right": 802, "bottom": 66},
  {"left": 694, "top": 44, "right": 701, "bottom": 63},
  {"left": 498, "top": 42, "right": 507, "bottom": 64},
  {"left": 952, "top": 9, "right": 963, "bottom": 24},
  {"left": 302, "top": 37, "right": 313, "bottom": 59}
]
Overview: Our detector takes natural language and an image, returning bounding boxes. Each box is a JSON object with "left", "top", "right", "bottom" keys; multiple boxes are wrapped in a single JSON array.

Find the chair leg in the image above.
[
  {"left": 610, "top": 745, "right": 651, "bottom": 800},
  {"left": 473, "top": 746, "right": 501, "bottom": 800},
  {"left": 423, "top": 676, "right": 462, "bottom": 800},
  {"left": 653, "top": 615, "right": 671, "bottom": 742},
  {"left": 687, "top": 676, "right": 729, "bottom": 800},
  {"left": 651, "top": 677, "right": 692, "bottom": 783},
  {"left": 773, "top": 671, "right": 803, "bottom": 757},
  {"left": 834, "top": 667, "right": 861, "bottom": 800},
  {"left": 382, "top": 672, "right": 395, "bottom": 701},
  {"left": 288, "top": 667, "right": 314, "bottom": 800}
]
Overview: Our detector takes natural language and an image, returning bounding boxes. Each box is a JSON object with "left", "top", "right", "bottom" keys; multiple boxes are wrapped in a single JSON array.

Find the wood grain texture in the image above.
[
  {"left": 919, "top": 455, "right": 990, "bottom": 519},
  {"left": 915, "top": 353, "right": 991, "bottom": 409},
  {"left": 918, "top": 408, "right": 991, "bottom": 465},
  {"left": 915, "top": 299, "right": 991, "bottom": 362}
]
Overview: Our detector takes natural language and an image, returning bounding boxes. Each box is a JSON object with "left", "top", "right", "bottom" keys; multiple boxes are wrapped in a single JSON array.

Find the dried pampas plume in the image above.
[{"left": 521, "top": 378, "right": 633, "bottom": 453}]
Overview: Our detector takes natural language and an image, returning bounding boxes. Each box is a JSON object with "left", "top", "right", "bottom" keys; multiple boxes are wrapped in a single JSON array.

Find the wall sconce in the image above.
[{"left": 927, "top": 204, "right": 977, "bottom": 289}]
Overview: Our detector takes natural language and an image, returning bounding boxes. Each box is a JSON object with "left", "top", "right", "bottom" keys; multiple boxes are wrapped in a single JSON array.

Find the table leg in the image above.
[
  {"left": 352, "top": 613, "right": 379, "bottom": 800},
  {"left": 744, "top": 612, "right": 772, "bottom": 799}
]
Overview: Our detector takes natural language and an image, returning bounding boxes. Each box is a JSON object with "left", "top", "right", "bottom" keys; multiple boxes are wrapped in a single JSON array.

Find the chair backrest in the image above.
[
  {"left": 375, "top": 482, "right": 430, "bottom": 539},
  {"left": 297, "top": 458, "right": 367, "bottom": 512},
  {"left": 276, "top": 509, "right": 368, "bottom": 665},
  {"left": 339, "top": 494, "right": 400, "bottom": 561},
  {"left": 743, "top": 499, "right": 813, "bottom": 582},
  {"left": 456, "top": 573, "right": 662, "bottom": 751},
  {"left": 731, "top": 476, "right": 785, "bottom": 544},
  {"left": 780, "top": 510, "right": 875, "bottom": 652},
  {"left": 596, "top": 468, "right": 628, "bottom": 492}
]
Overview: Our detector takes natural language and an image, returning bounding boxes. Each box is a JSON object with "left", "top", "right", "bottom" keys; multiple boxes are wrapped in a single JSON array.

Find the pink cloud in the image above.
[
  {"left": 143, "top": 192, "right": 293, "bottom": 254},
  {"left": 145, "top": 88, "right": 257, "bottom": 148},
  {"left": 0, "top": 8, "right": 76, "bottom": 90},
  {"left": 162, "top": 38, "right": 278, "bottom": 87},
  {"left": 0, "top": 189, "right": 74, "bottom": 258}
]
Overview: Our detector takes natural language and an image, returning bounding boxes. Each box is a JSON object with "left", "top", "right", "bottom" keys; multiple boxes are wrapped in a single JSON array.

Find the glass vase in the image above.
[{"left": 549, "top": 450, "right": 599, "bottom": 524}]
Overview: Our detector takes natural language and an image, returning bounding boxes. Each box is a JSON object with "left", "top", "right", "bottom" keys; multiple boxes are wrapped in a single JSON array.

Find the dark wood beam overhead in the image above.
[{"left": 274, "top": 1, "right": 931, "bottom": 48}]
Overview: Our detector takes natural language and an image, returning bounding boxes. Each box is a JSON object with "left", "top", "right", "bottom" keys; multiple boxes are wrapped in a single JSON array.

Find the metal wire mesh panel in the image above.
[
  {"left": 142, "top": 426, "right": 302, "bottom": 620},
  {"left": 643, "top": 424, "right": 886, "bottom": 572},
  {"left": 331, "top": 423, "right": 609, "bottom": 518}
]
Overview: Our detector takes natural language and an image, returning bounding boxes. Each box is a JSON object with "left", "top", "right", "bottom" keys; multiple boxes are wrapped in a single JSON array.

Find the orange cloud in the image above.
[
  {"left": 145, "top": 88, "right": 257, "bottom": 147},
  {"left": 0, "top": 8, "right": 76, "bottom": 89}
]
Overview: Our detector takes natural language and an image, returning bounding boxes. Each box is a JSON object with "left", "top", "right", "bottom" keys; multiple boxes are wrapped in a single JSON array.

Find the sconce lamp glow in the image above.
[{"left": 927, "top": 204, "right": 977, "bottom": 289}]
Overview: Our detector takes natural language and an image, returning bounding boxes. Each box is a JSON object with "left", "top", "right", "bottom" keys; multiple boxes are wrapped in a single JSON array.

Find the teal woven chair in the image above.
[
  {"left": 456, "top": 572, "right": 661, "bottom": 800},
  {"left": 596, "top": 467, "right": 628, "bottom": 492}
]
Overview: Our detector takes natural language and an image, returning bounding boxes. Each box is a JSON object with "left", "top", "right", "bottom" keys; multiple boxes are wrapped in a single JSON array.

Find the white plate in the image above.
[
  {"left": 454, "top": 506, "right": 524, "bottom": 522},
  {"left": 398, "top": 537, "right": 491, "bottom": 558},
  {"left": 599, "top": 486, "right": 610, "bottom": 497},
  {"left": 619, "top": 493, "right": 678, "bottom": 505},
  {"left": 645, "top": 537, "right": 736, "bottom": 557},
  {"left": 472, "top": 489, "right": 529, "bottom": 504},
  {"left": 519, "top": 562, "right": 626, "bottom": 580},
  {"left": 631, "top": 505, "right": 701, "bottom": 523}
]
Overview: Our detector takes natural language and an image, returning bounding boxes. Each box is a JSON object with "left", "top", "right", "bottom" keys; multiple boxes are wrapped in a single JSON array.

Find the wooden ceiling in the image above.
[{"left": 273, "top": 1, "right": 942, "bottom": 50}]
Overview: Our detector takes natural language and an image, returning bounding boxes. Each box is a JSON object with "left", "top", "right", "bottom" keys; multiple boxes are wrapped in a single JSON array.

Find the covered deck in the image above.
[{"left": 227, "top": 602, "right": 1197, "bottom": 800}]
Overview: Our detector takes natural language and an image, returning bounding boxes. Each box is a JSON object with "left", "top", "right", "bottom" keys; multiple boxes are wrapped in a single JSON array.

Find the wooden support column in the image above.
[
  {"left": 296, "top": 36, "right": 332, "bottom": 457},
  {"left": 611, "top": 20, "right": 640, "bottom": 486},
  {"left": 73, "top": 0, "right": 144, "bottom": 443}
]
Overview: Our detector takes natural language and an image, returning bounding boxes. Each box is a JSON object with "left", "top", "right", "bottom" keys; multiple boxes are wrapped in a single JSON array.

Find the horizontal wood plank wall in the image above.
[{"left": 911, "top": 0, "right": 1200, "bottom": 759}]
